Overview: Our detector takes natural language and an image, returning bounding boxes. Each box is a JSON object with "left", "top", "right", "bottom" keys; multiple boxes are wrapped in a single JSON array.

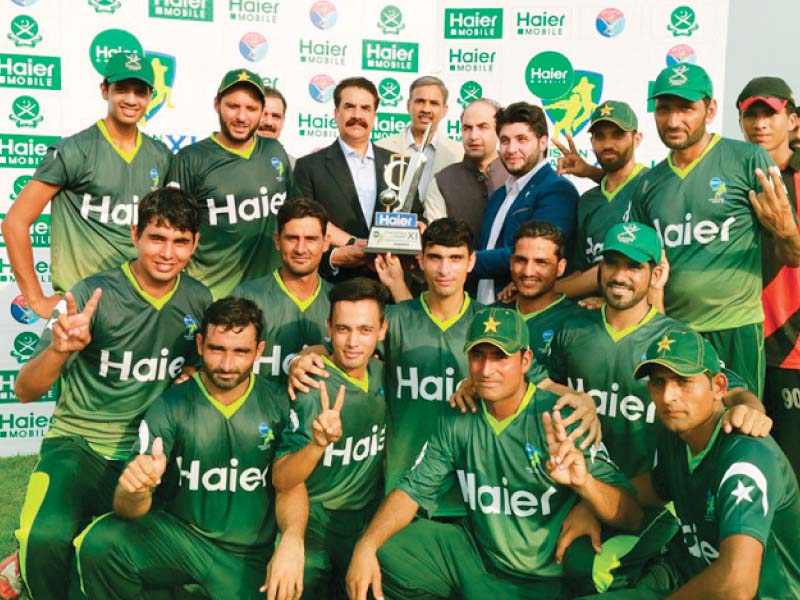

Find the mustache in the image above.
[
  {"left": 606, "top": 280, "right": 634, "bottom": 291},
  {"left": 259, "top": 124, "right": 277, "bottom": 132},
  {"left": 346, "top": 118, "right": 369, "bottom": 128}
]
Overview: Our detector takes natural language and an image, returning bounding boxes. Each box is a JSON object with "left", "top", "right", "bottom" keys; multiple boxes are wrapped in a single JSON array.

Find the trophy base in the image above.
[{"left": 364, "top": 226, "right": 421, "bottom": 255}]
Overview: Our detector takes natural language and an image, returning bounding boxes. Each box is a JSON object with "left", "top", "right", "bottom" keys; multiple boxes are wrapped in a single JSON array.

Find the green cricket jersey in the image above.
[
  {"left": 36, "top": 263, "right": 211, "bottom": 460},
  {"left": 574, "top": 164, "right": 647, "bottom": 271},
  {"left": 276, "top": 357, "right": 386, "bottom": 511},
  {"left": 399, "top": 383, "right": 631, "bottom": 581},
  {"left": 631, "top": 136, "right": 773, "bottom": 331},
  {"left": 232, "top": 270, "right": 331, "bottom": 384},
  {"left": 134, "top": 373, "right": 290, "bottom": 552},
  {"left": 382, "top": 293, "right": 483, "bottom": 517},
  {"left": 652, "top": 417, "right": 800, "bottom": 598},
  {"left": 516, "top": 294, "right": 584, "bottom": 366},
  {"left": 547, "top": 305, "right": 686, "bottom": 477},
  {"left": 33, "top": 121, "right": 171, "bottom": 293},
  {"left": 167, "top": 135, "right": 298, "bottom": 299}
]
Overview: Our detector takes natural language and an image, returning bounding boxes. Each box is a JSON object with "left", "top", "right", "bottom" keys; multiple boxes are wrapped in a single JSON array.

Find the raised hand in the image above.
[
  {"left": 551, "top": 134, "right": 603, "bottom": 182},
  {"left": 311, "top": 384, "right": 345, "bottom": 447},
  {"left": 30, "top": 293, "right": 63, "bottom": 319},
  {"left": 118, "top": 437, "right": 167, "bottom": 495},
  {"left": 51, "top": 288, "right": 102, "bottom": 354},
  {"left": 750, "top": 166, "right": 797, "bottom": 239},
  {"left": 543, "top": 410, "right": 588, "bottom": 488}
]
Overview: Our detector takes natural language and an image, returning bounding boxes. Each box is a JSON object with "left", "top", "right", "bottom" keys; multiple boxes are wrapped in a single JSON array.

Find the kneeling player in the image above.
[
  {"left": 629, "top": 329, "right": 800, "bottom": 599},
  {"left": 346, "top": 308, "right": 641, "bottom": 600},
  {"left": 272, "top": 278, "right": 389, "bottom": 600},
  {"left": 77, "top": 298, "right": 305, "bottom": 599}
]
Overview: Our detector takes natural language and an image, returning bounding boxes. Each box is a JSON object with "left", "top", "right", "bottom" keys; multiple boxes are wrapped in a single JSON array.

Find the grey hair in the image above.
[{"left": 409, "top": 75, "right": 449, "bottom": 104}]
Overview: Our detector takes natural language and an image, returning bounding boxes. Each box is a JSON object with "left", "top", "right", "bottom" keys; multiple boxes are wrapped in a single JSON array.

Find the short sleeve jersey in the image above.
[
  {"left": 547, "top": 305, "right": 686, "bottom": 477},
  {"left": 36, "top": 264, "right": 211, "bottom": 459},
  {"left": 276, "top": 357, "right": 386, "bottom": 511},
  {"left": 631, "top": 136, "right": 773, "bottom": 331},
  {"left": 652, "top": 419, "right": 800, "bottom": 597},
  {"left": 33, "top": 121, "right": 172, "bottom": 293},
  {"left": 232, "top": 270, "right": 331, "bottom": 384},
  {"left": 574, "top": 164, "right": 647, "bottom": 271},
  {"left": 382, "top": 293, "right": 483, "bottom": 517},
  {"left": 399, "top": 384, "right": 631, "bottom": 581},
  {"left": 167, "top": 135, "right": 298, "bottom": 299},
  {"left": 134, "top": 374, "right": 289, "bottom": 552},
  {"left": 516, "top": 295, "right": 584, "bottom": 367}
]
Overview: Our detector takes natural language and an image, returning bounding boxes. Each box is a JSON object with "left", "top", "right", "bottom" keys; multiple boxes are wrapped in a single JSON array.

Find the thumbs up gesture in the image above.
[
  {"left": 118, "top": 437, "right": 168, "bottom": 495},
  {"left": 51, "top": 288, "right": 102, "bottom": 354},
  {"left": 311, "top": 384, "right": 345, "bottom": 447}
]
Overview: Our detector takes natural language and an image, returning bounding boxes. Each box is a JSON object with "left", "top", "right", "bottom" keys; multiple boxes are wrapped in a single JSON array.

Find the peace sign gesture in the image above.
[
  {"left": 543, "top": 410, "right": 588, "bottom": 488},
  {"left": 311, "top": 383, "right": 345, "bottom": 447},
  {"left": 51, "top": 288, "right": 102, "bottom": 354},
  {"left": 551, "top": 133, "right": 603, "bottom": 182}
]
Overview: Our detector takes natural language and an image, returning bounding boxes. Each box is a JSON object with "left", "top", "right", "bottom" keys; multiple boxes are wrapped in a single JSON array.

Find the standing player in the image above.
[
  {"left": 12, "top": 188, "right": 211, "bottom": 600},
  {"left": 631, "top": 63, "right": 800, "bottom": 397},
  {"left": 630, "top": 329, "right": 800, "bottom": 599},
  {"left": 346, "top": 307, "right": 640, "bottom": 599},
  {"left": 272, "top": 278, "right": 388, "bottom": 599},
  {"left": 257, "top": 86, "right": 295, "bottom": 168},
  {"left": 77, "top": 298, "right": 306, "bottom": 600},
  {"left": 167, "top": 68, "right": 297, "bottom": 298},
  {"left": 736, "top": 76, "right": 800, "bottom": 480},
  {"left": 233, "top": 198, "right": 331, "bottom": 384},
  {"left": 2, "top": 52, "right": 172, "bottom": 317}
]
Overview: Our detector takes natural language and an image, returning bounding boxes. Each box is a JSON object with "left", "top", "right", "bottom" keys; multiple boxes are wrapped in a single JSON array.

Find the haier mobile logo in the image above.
[
  {"left": 444, "top": 8, "right": 502, "bottom": 39},
  {"left": 228, "top": 0, "right": 279, "bottom": 24},
  {"left": 362, "top": 40, "right": 418, "bottom": 73},
  {"left": 149, "top": 0, "right": 214, "bottom": 22},
  {"left": 299, "top": 39, "right": 347, "bottom": 66},
  {"left": 0, "top": 53, "right": 61, "bottom": 90}
]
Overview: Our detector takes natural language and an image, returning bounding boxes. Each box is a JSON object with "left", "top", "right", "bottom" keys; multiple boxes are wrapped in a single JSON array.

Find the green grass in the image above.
[{"left": 0, "top": 455, "right": 36, "bottom": 556}]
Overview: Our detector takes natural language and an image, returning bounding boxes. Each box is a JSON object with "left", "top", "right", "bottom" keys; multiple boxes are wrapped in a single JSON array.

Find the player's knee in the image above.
[{"left": 75, "top": 517, "right": 123, "bottom": 573}]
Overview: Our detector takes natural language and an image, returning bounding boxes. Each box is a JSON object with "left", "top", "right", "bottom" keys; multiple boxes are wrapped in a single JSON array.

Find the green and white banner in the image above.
[{"left": 0, "top": 0, "right": 729, "bottom": 455}]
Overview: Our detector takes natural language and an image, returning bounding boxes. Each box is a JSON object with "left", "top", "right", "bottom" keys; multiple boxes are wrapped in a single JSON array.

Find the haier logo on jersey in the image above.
[
  {"left": 255, "top": 344, "right": 298, "bottom": 377},
  {"left": 206, "top": 189, "right": 287, "bottom": 226},
  {"left": 457, "top": 470, "right": 557, "bottom": 517},
  {"left": 679, "top": 520, "right": 719, "bottom": 564},
  {"left": 228, "top": 0, "right": 280, "bottom": 24},
  {"left": 176, "top": 456, "right": 269, "bottom": 491},
  {"left": 81, "top": 192, "right": 140, "bottom": 225},
  {"left": 395, "top": 366, "right": 457, "bottom": 401},
  {"left": 653, "top": 214, "right": 736, "bottom": 248},
  {"left": 323, "top": 424, "right": 386, "bottom": 466},
  {"left": 99, "top": 348, "right": 185, "bottom": 382},
  {"left": 570, "top": 377, "right": 656, "bottom": 423}
]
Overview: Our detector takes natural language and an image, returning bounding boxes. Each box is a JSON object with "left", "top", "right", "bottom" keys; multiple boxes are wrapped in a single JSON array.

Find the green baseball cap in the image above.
[
  {"left": 736, "top": 76, "right": 795, "bottom": 113},
  {"left": 649, "top": 64, "right": 713, "bottom": 102},
  {"left": 104, "top": 52, "right": 154, "bottom": 87},
  {"left": 217, "top": 69, "right": 265, "bottom": 99},
  {"left": 634, "top": 328, "right": 721, "bottom": 379},
  {"left": 602, "top": 222, "right": 662, "bottom": 264},
  {"left": 464, "top": 308, "right": 529, "bottom": 356},
  {"left": 589, "top": 100, "right": 638, "bottom": 132}
]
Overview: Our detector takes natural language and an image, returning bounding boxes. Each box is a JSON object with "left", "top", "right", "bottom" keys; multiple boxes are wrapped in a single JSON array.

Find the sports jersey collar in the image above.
[
  {"left": 96, "top": 119, "right": 142, "bottom": 164},
  {"left": 322, "top": 355, "right": 368, "bottom": 392},
  {"left": 121, "top": 261, "right": 180, "bottom": 310},
  {"left": 193, "top": 372, "right": 255, "bottom": 420},
  {"left": 420, "top": 292, "right": 471, "bottom": 332},
  {"left": 601, "top": 163, "right": 645, "bottom": 202},
  {"left": 273, "top": 269, "right": 322, "bottom": 312},
  {"left": 481, "top": 383, "right": 536, "bottom": 436},
  {"left": 601, "top": 304, "right": 658, "bottom": 343},
  {"left": 686, "top": 415, "right": 723, "bottom": 474},
  {"left": 517, "top": 293, "right": 566, "bottom": 321},
  {"left": 667, "top": 134, "right": 721, "bottom": 180},
  {"left": 211, "top": 132, "right": 256, "bottom": 159}
]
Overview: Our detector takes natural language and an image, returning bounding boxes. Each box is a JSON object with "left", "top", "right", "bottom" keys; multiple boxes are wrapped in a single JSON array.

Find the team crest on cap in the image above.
[
  {"left": 599, "top": 103, "right": 614, "bottom": 117},
  {"left": 656, "top": 334, "right": 674, "bottom": 353},
  {"left": 125, "top": 54, "right": 142, "bottom": 71},
  {"left": 616, "top": 223, "right": 639, "bottom": 243},
  {"left": 668, "top": 65, "right": 690, "bottom": 86},
  {"left": 483, "top": 316, "right": 500, "bottom": 333}
]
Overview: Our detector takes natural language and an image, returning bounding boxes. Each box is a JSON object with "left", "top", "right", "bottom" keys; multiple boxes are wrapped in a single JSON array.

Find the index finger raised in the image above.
[
  {"left": 65, "top": 291, "right": 78, "bottom": 316},
  {"left": 551, "top": 136, "right": 570, "bottom": 156},
  {"left": 319, "top": 381, "right": 330, "bottom": 411},
  {"left": 82, "top": 288, "right": 102, "bottom": 318},
  {"left": 333, "top": 384, "right": 345, "bottom": 412}
]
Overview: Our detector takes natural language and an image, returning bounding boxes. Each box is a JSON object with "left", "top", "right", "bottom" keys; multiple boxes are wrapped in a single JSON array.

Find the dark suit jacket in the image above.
[
  {"left": 473, "top": 162, "right": 579, "bottom": 295},
  {"left": 294, "top": 139, "right": 392, "bottom": 239}
]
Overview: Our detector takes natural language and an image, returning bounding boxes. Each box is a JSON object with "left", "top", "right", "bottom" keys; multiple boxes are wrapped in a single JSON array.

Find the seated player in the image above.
[
  {"left": 345, "top": 307, "right": 640, "bottom": 599},
  {"left": 627, "top": 329, "right": 800, "bottom": 599},
  {"left": 272, "top": 278, "right": 389, "bottom": 599},
  {"left": 12, "top": 188, "right": 210, "bottom": 600},
  {"left": 77, "top": 298, "right": 306, "bottom": 599}
]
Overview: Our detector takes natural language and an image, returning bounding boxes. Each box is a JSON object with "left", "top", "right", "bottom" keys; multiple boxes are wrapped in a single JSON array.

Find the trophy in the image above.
[{"left": 364, "top": 124, "right": 432, "bottom": 255}]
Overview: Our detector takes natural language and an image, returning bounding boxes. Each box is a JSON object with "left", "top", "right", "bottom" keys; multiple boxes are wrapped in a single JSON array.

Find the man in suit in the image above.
[
  {"left": 377, "top": 75, "right": 464, "bottom": 201},
  {"left": 294, "top": 77, "right": 391, "bottom": 279},
  {"left": 473, "top": 102, "right": 579, "bottom": 304}
]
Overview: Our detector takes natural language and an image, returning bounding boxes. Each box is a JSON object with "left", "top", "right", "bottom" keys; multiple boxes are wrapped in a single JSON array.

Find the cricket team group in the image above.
[{"left": 1, "top": 47, "right": 799, "bottom": 599}]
